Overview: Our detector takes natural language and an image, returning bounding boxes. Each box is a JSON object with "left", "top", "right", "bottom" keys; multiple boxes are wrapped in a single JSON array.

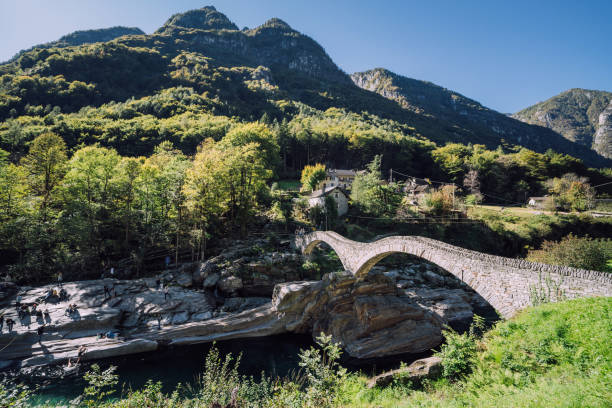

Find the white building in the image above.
[
  {"left": 316, "top": 169, "right": 362, "bottom": 191},
  {"left": 308, "top": 185, "right": 349, "bottom": 216}
]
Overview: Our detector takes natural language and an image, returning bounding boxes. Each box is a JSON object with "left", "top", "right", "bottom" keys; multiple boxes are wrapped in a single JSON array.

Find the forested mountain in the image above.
[
  {"left": 1, "top": 6, "right": 611, "bottom": 283},
  {"left": 513, "top": 89, "right": 612, "bottom": 159},
  {"left": 1, "top": 6, "right": 610, "bottom": 167},
  {"left": 351, "top": 69, "right": 610, "bottom": 166},
  {"left": 4, "top": 26, "right": 144, "bottom": 64}
]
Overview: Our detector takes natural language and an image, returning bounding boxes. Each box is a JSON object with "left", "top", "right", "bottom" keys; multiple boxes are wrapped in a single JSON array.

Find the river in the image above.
[{"left": 27, "top": 334, "right": 430, "bottom": 406}]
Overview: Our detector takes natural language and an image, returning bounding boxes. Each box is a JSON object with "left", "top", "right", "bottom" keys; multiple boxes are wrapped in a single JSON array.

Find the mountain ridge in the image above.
[{"left": 4, "top": 26, "right": 144, "bottom": 64}]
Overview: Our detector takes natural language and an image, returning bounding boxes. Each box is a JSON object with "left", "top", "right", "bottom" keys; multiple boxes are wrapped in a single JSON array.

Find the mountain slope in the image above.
[
  {"left": 513, "top": 89, "right": 612, "bottom": 158},
  {"left": 0, "top": 7, "right": 610, "bottom": 167},
  {"left": 5, "top": 26, "right": 144, "bottom": 64},
  {"left": 351, "top": 68, "right": 610, "bottom": 166}
]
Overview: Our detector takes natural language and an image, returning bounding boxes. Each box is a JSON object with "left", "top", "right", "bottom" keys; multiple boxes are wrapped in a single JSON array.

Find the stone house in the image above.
[
  {"left": 403, "top": 178, "right": 432, "bottom": 205},
  {"left": 316, "top": 169, "right": 362, "bottom": 191},
  {"left": 308, "top": 185, "right": 349, "bottom": 216}
]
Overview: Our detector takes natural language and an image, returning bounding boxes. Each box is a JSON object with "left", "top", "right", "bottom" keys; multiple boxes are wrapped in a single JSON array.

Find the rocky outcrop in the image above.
[
  {"left": 156, "top": 6, "right": 239, "bottom": 33},
  {"left": 593, "top": 101, "right": 612, "bottom": 158},
  {"left": 0, "top": 264, "right": 480, "bottom": 370},
  {"left": 366, "top": 356, "right": 442, "bottom": 388},
  {"left": 152, "top": 7, "right": 350, "bottom": 85}
]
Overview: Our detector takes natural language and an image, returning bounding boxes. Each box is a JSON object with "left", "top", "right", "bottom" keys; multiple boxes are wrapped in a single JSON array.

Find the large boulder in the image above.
[
  {"left": 272, "top": 271, "right": 472, "bottom": 358},
  {"left": 218, "top": 276, "right": 243, "bottom": 295}
]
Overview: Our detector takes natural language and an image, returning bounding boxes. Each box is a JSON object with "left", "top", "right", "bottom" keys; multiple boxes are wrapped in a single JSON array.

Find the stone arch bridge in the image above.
[{"left": 294, "top": 231, "right": 612, "bottom": 318}]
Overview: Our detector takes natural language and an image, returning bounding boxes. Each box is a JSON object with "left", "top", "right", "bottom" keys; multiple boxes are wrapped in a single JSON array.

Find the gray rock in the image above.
[
  {"left": 176, "top": 271, "right": 193, "bottom": 288},
  {"left": 171, "top": 311, "right": 190, "bottom": 325},
  {"left": 202, "top": 273, "right": 220, "bottom": 288},
  {"left": 192, "top": 311, "right": 213, "bottom": 321},
  {"left": 195, "top": 260, "right": 217, "bottom": 284},
  {"left": 218, "top": 276, "right": 243, "bottom": 294},
  {"left": 366, "top": 356, "right": 442, "bottom": 388}
]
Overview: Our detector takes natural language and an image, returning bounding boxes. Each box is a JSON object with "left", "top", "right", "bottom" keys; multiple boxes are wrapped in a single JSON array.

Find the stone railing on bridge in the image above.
[{"left": 294, "top": 231, "right": 612, "bottom": 318}]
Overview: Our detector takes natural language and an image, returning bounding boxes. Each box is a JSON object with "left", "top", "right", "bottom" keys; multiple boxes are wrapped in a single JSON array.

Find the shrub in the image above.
[
  {"left": 435, "top": 315, "right": 485, "bottom": 379},
  {"left": 0, "top": 380, "right": 32, "bottom": 407},
  {"left": 527, "top": 234, "right": 610, "bottom": 272},
  {"left": 82, "top": 364, "right": 118, "bottom": 407},
  {"left": 298, "top": 332, "right": 347, "bottom": 408}
]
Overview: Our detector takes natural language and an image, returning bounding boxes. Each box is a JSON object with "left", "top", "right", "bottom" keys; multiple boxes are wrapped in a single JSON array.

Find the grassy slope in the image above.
[{"left": 340, "top": 297, "right": 612, "bottom": 407}]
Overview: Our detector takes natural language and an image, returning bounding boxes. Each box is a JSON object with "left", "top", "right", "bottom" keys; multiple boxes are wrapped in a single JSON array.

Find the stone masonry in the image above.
[{"left": 295, "top": 231, "right": 612, "bottom": 318}]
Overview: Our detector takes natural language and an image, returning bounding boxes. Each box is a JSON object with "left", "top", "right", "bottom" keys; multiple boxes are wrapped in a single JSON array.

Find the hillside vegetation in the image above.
[{"left": 514, "top": 88, "right": 612, "bottom": 159}]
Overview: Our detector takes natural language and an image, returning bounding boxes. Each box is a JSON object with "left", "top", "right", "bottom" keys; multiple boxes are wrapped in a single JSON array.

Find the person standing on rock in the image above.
[
  {"left": 15, "top": 294, "right": 22, "bottom": 308},
  {"left": 163, "top": 286, "right": 170, "bottom": 300},
  {"left": 0, "top": 313, "right": 4, "bottom": 331},
  {"left": 37, "top": 324, "right": 45, "bottom": 342},
  {"left": 57, "top": 272, "right": 63, "bottom": 288},
  {"left": 77, "top": 345, "right": 87, "bottom": 364},
  {"left": 157, "top": 314, "right": 162, "bottom": 329},
  {"left": 6, "top": 318, "right": 14, "bottom": 332},
  {"left": 103, "top": 285, "right": 111, "bottom": 299}
]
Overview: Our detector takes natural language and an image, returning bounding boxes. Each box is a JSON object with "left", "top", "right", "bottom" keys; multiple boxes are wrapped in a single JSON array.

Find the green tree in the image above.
[
  {"left": 221, "top": 122, "right": 280, "bottom": 171},
  {"left": 20, "top": 132, "right": 67, "bottom": 220},
  {"left": 351, "top": 155, "right": 402, "bottom": 216},
  {"left": 300, "top": 163, "right": 326, "bottom": 192},
  {"left": 61, "top": 145, "right": 120, "bottom": 261}
]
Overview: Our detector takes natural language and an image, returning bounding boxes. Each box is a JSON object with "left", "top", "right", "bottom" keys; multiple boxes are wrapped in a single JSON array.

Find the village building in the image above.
[
  {"left": 402, "top": 177, "right": 432, "bottom": 205},
  {"left": 308, "top": 185, "right": 349, "bottom": 216},
  {"left": 315, "top": 169, "right": 362, "bottom": 191}
]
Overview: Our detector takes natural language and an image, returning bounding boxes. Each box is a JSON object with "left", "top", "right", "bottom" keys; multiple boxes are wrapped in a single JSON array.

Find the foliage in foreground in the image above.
[{"left": 13, "top": 298, "right": 610, "bottom": 407}]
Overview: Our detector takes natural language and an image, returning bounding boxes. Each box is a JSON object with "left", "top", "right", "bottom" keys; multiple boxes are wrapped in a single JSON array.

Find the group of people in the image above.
[
  {"left": 96, "top": 330, "right": 119, "bottom": 340},
  {"left": 17, "top": 303, "right": 50, "bottom": 321},
  {"left": 65, "top": 303, "right": 79, "bottom": 316},
  {"left": 44, "top": 287, "right": 68, "bottom": 302}
]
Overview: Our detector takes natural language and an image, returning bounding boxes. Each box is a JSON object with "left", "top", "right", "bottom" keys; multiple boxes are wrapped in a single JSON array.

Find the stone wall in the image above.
[{"left": 295, "top": 231, "right": 612, "bottom": 318}]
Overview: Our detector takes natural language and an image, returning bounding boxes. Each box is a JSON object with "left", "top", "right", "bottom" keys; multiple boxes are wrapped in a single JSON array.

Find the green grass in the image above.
[
  {"left": 339, "top": 297, "right": 612, "bottom": 407},
  {"left": 276, "top": 179, "right": 301, "bottom": 191}
]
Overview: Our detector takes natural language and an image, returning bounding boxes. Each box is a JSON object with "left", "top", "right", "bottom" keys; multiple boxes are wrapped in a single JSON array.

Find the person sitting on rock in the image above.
[
  {"left": 31, "top": 303, "right": 38, "bottom": 315},
  {"left": 59, "top": 288, "right": 67, "bottom": 301},
  {"left": 6, "top": 318, "right": 15, "bottom": 332},
  {"left": 105, "top": 330, "right": 116, "bottom": 339},
  {"left": 96, "top": 332, "right": 106, "bottom": 340},
  {"left": 44, "top": 288, "right": 55, "bottom": 302},
  {"left": 36, "top": 308, "right": 43, "bottom": 318},
  {"left": 43, "top": 309, "right": 50, "bottom": 320}
]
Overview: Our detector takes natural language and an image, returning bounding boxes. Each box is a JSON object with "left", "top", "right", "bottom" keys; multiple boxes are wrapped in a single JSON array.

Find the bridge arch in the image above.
[{"left": 294, "top": 231, "right": 612, "bottom": 318}]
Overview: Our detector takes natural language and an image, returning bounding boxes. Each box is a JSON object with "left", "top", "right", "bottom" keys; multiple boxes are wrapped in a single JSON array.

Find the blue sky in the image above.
[{"left": 1, "top": 0, "right": 611, "bottom": 113}]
